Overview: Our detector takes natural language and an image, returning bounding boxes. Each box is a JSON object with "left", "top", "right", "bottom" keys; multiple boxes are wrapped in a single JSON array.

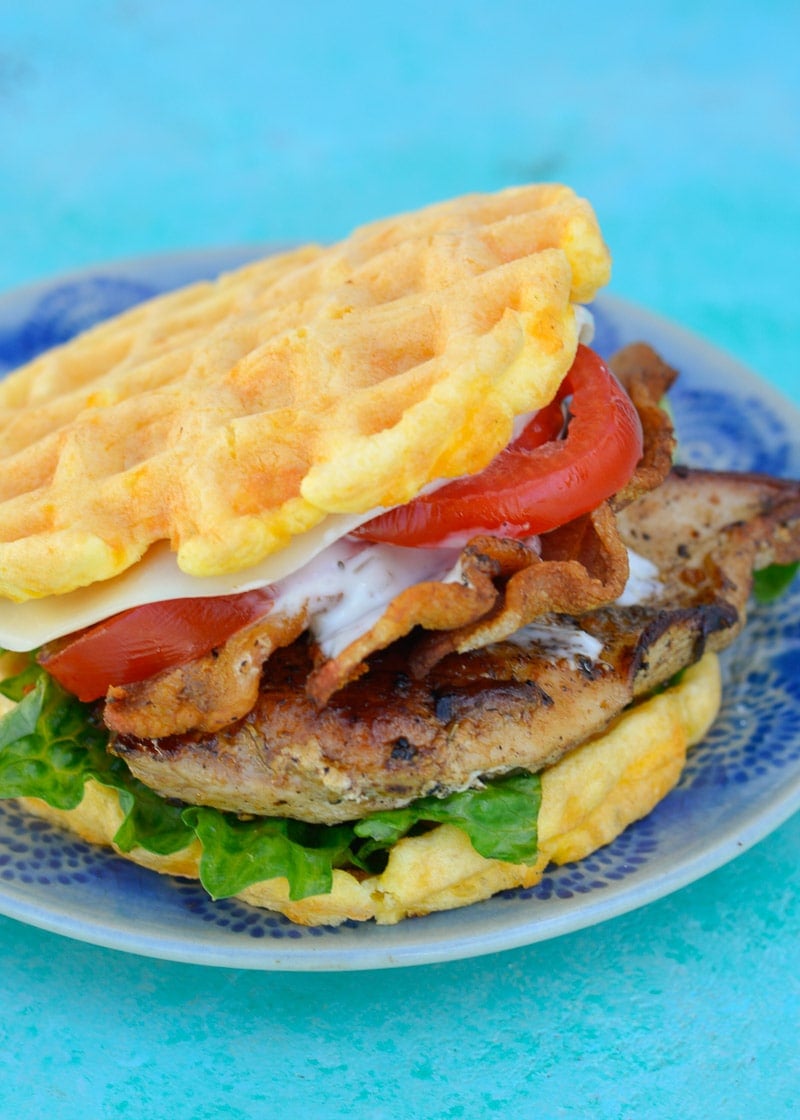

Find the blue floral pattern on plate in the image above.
[{"left": 0, "top": 252, "right": 798, "bottom": 970}]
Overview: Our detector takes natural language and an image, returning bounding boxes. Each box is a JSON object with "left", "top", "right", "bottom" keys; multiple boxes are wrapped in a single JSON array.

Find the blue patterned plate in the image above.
[{"left": 0, "top": 250, "right": 798, "bottom": 970}]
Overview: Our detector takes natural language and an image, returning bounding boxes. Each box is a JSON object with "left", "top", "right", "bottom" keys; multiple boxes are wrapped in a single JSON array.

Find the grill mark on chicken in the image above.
[{"left": 110, "top": 464, "right": 800, "bottom": 823}]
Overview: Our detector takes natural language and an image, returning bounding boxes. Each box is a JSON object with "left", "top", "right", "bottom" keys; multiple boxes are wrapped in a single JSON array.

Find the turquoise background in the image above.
[{"left": 1, "top": 2, "right": 798, "bottom": 1116}]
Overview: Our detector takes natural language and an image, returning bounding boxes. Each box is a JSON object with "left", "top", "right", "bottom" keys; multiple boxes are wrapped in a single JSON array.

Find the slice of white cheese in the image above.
[
  {"left": 0, "top": 514, "right": 464, "bottom": 655},
  {"left": 0, "top": 511, "right": 374, "bottom": 651}
]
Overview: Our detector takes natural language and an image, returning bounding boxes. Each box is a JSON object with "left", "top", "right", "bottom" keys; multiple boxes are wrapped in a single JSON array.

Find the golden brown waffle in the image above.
[{"left": 0, "top": 184, "right": 610, "bottom": 601}]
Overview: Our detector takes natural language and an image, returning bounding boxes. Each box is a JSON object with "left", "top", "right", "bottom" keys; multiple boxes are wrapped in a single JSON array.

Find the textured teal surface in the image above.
[{"left": 0, "top": 2, "right": 799, "bottom": 1116}]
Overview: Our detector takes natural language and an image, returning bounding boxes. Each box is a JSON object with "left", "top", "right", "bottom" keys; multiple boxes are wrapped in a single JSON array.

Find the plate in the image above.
[{"left": 0, "top": 249, "right": 798, "bottom": 971}]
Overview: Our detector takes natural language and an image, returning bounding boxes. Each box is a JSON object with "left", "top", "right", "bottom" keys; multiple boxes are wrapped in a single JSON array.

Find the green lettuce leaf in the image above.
[
  {"left": 353, "top": 771, "right": 541, "bottom": 865},
  {"left": 0, "top": 672, "right": 109, "bottom": 810},
  {"left": 0, "top": 664, "right": 194, "bottom": 855},
  {"left": 752, "top": 561, "right": 799, "bottom": 604},
  {"left": 0, "top": 656, "right": 542, "bottom": 902},
  {"left": 183, "top": 807, "right": 356, "bottom": 901}
]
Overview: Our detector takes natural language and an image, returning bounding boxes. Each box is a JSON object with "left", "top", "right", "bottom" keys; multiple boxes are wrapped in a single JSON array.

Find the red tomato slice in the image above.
[
  {"left": 39, "top": 589, "right": 274, "bottom": 703},
  {"left": 353, "top": 345, "right": 643, "bottom": 547}
]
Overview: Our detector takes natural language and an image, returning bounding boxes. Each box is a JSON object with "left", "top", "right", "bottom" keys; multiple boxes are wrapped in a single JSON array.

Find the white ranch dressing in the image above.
[
  {"left": 269, "top": 541, "right": 661, "bottom": 667},
  {"left": 617, "top": 549, "right": 663, "bottom": 606},
  {"left": 506, "top": 621, "right": 604, "bottom": 664},
  {"left": 269, "top": 538, "right": 462, "bottom": 659}
]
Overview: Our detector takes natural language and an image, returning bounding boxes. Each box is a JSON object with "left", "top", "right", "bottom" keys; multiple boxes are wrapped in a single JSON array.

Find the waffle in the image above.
[{"left": 0, "top": 184, "right": 610, "bottom": 601}]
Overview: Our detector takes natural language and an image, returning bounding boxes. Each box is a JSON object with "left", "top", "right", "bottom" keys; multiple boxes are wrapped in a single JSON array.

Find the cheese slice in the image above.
[{"left": 0, "top": 511, "right": 375, "bottom": 652}]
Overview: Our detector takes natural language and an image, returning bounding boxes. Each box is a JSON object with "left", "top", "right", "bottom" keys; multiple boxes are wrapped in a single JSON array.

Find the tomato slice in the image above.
[
  {"left": 39, "top": 589, "right": 274, "bottom": 703},
  {"left": 353, "top": 345, "right": 643, "bottom": 547}
]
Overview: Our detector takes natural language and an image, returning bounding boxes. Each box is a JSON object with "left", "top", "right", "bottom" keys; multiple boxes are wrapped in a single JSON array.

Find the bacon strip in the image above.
[
  {"left": 305, "top": 342, "right": 677, "bottom": 702},
  {"left": 103, "top": 610, "right": 308, "bottom": 738},
  {"left": 407, "top": 501, "right": 628, "bottom": 679},
  {"left": 609, "top": 342, "right": 678, "bottom": 506}
]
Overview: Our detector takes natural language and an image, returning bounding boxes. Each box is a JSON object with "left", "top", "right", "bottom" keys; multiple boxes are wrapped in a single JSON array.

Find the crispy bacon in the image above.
[
  {"left": 103, "top": 610, "right": 308, "bottom": 738},
  {"left": 609, "top": 342, "right": 678, "bottom": 506}
]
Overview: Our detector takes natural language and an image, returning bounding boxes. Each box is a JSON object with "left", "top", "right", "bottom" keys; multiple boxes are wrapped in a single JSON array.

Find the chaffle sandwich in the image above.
[{"left": 1, "top": 184, "right": 799, "bottom": 925}]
